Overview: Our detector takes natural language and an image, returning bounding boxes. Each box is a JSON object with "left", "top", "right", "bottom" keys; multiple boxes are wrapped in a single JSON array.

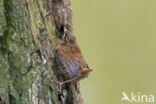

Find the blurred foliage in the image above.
[{"left": 72, "top": 0, "right": 156, "bottom": 104}]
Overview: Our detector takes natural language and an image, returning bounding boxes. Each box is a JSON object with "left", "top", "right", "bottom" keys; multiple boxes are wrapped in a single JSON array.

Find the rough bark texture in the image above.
[{"left": 0, "top": 0, "right": 83, "bottom": 104}]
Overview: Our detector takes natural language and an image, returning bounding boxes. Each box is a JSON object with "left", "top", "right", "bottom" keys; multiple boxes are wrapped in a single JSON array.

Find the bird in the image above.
[
  {"left": 51, "top": 0, "right": 73, "bottom": 39},
  {"left": 51, "top": 0, "right": 92, "bottom": 92},
  {"left": 54, "top": 33, "right": 92, "bottom": 86}
]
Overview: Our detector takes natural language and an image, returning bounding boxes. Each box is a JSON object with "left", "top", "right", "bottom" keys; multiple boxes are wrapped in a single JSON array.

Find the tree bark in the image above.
[{"left": 0, "top": 0, "right": 83, "bottom": 104}]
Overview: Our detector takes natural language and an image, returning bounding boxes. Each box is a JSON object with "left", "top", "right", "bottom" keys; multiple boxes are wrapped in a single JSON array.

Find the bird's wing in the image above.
[{"left": 55, "top": 55, "right": 81, "bottom": 79}]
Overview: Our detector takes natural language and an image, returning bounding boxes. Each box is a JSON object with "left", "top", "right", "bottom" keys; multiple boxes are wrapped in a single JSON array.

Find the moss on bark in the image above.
[{"left": 0, "top": 0, "right": 83, "bottom": 104}]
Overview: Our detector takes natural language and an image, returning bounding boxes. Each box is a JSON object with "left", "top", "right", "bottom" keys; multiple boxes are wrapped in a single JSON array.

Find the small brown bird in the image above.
[{"left": 54, "top": 34, "right": 92, "bottom": 85}]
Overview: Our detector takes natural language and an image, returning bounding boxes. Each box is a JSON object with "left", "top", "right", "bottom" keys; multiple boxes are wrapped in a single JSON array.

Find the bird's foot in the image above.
[{"left": 53, "top": 78, "right": 76, "bottom": 94}]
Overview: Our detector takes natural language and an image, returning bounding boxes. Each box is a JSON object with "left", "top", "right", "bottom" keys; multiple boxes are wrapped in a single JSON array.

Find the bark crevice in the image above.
[{"left": 0, "top": 0, "right": 83, "bottom": 104}]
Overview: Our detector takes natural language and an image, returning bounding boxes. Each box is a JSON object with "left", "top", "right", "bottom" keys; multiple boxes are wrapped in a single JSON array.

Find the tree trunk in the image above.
[{"left": 0, "top": 0, "right": 83, "bottom": 104}]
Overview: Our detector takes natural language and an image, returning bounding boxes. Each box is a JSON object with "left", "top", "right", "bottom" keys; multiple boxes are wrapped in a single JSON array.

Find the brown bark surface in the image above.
[{"left": 0, "top": 0, "right": 83, "bottom": 104}]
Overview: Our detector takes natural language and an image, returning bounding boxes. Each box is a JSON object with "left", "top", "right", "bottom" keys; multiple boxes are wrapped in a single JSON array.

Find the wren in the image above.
[
  {"left": 54, "top": 33, "right": 92, "bottom": 88},
  {"left": 52, "top": 0, "right": 92, "bottom": 93}
]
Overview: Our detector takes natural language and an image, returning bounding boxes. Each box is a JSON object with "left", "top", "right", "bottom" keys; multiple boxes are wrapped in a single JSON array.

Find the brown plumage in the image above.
[{"left": 54, "top": 34, "right": 92, "bottom": 82}]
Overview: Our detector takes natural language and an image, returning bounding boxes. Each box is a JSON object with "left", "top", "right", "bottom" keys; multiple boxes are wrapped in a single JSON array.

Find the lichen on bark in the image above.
[{"left": 0, "top": 0, "right": 83, "bottom": 104}]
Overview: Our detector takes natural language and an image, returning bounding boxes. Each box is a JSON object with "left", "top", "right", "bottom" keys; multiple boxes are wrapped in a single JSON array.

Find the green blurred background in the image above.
[{"left": 71, "top": 0, "right": 156, "bottom": 104}]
